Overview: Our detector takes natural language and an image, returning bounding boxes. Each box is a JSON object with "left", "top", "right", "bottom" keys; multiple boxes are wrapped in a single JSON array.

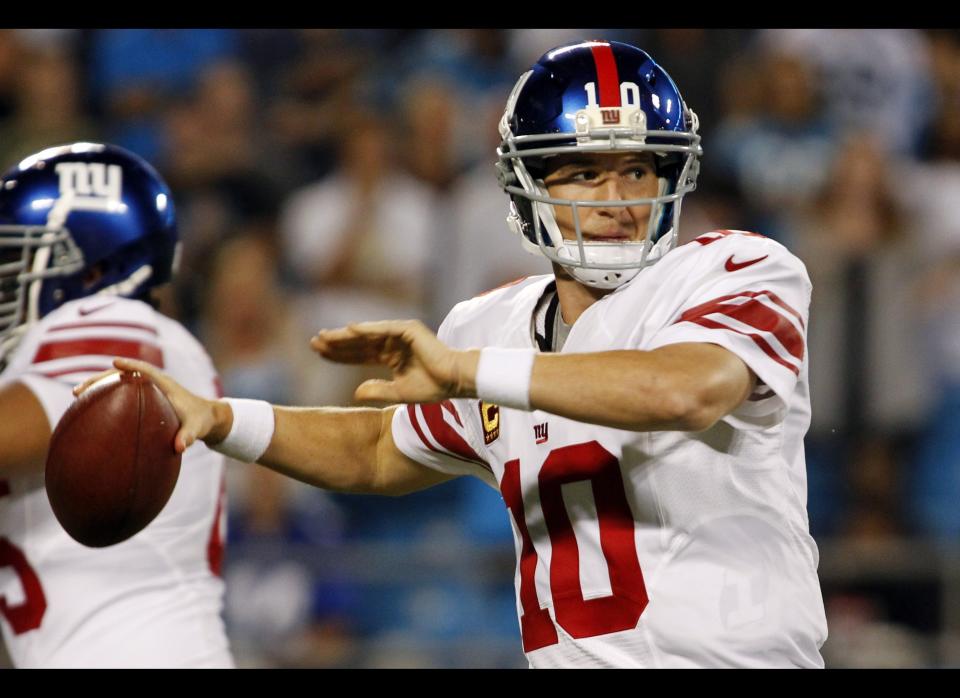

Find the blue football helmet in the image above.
[
  {"left": 497, "top": 40, "right": 702, "bottom": 289},
  {"left": 0, "top": 142, "right": 178, "bottom": 361}
]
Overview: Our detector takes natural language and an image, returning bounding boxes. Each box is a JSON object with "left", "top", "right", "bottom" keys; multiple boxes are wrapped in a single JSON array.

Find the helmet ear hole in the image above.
[{"left": 81, "top": 263, "right": 104, "bottom": 290}]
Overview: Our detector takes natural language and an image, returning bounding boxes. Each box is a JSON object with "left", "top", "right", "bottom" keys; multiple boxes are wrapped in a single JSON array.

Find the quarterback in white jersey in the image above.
[
  {"left": 390, "top": 229, "right": 824, "bottom": 667},
  {"left": 0, "top": 143, "right": 232, "bottom": 667},
  {"left": 89, "top": 41, "right": 827, "bottom": 668}
]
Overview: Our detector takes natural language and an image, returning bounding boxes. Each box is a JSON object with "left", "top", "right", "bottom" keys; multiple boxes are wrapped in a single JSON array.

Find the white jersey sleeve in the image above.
[
  {"left": 6, "top": 298, "right": 167, "bottom": 428},
  {"left": 645, "top": 231, "right": 811, "bottom": 426},
  {"left": 390, "top": 313, "right": 498, "bottom": 489}
]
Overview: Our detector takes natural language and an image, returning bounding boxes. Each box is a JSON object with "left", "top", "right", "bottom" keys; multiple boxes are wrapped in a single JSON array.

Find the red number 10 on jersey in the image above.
[{"left": 500, "top": 441, "right": 648, "bottom": 652}]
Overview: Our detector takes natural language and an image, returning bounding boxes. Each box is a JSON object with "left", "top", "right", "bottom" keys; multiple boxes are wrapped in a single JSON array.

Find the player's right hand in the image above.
[{"left": 73, "top": 358, "right": 229, "bottom": 453}]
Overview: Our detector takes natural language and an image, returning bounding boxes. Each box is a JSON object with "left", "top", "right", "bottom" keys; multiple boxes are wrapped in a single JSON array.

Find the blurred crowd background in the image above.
[{"left": 1, "top": 27, "right": 959, "bottom": 668}]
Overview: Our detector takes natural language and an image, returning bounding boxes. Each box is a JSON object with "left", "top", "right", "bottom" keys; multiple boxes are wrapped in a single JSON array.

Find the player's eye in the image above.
[
  {"left": 571, "top": 169, "right": 600, "bottom": 182},
  {"left": 625, "top": 166, "right": 652, "bottom": 180}
]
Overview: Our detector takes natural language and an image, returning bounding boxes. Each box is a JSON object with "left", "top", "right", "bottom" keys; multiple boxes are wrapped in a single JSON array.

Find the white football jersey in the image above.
[
  {"left": 392, "top": 230, "right": 827, "bottom": 668},
  {"left": 0, "top": 296, "right": 232, "bottom": 668}
]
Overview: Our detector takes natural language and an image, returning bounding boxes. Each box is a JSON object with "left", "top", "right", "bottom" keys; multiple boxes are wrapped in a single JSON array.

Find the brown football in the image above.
[{"left": 45, "top": 371, "right": 182, "bottom": 548}]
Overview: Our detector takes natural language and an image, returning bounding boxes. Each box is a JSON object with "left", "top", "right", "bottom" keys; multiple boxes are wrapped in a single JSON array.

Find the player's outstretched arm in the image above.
[
  {"left": 74, "top": 359, "right": 454, "bottom": 496},
  {"left": 312, "top": 320, "right": 754, "bottom": 433}
]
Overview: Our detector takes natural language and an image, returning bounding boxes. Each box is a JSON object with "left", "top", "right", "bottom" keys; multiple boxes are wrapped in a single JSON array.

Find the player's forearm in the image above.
[
  {"left": 0, "top": 381, "right": 53, "bottom": 477},
  {"left": 455, "top": 344, "right": 753, "bottom": 432},
  {"left": 207, "top": 402, "right": 385, "bottom": 493}
]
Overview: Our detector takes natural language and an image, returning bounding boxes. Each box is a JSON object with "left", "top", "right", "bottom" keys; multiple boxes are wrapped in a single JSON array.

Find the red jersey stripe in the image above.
[
  {"left": 420, "top": 403, "right": 490, "bottom": 470},
  {"left": 207, "top": 475, "right": 226, "bottom": 577},
  {"left": 441, "top": 399, "right": 462, "bottom": 427},
  {"left": 407, "top": 404, "right": 491, "bottom": 472},
  {"left": 590, "top": 43, "right": 621, "bottom": 107},
  {"left": 678, "top": 296, "right": 803, "bottom": 361},
  {"left": 685, "top": 316, "right": 800, "bottom": 375},
  {"left": 694, "top": 230, "right": 766, "bottom": 246},
  {"left": 33, "top": 338, "right": 164, "bottom": 368},
  {"left": 407, "top": 404, "right": 436, "bottom": 452},
  {"left": 752, "top": 290, "right": 805, "bottom": 329},
  {"left": 47, "top": 321, "right": 158, "bottom": 336},
  {"left": 679, "top": 290, "right": 805, "bottom": 331}
]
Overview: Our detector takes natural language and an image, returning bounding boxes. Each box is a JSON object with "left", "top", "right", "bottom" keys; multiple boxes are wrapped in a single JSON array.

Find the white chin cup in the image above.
[{"left": 555, "top": 241, "right": 647, "bottom": 289}]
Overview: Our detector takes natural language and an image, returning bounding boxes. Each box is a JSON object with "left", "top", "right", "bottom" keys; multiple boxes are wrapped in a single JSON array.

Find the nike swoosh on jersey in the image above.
[
  {"left": 724, "top": 254, "right": 768, "bottom": 272},
  {"left": 78, "top": 300, "right": 117, "bottom": 316}
]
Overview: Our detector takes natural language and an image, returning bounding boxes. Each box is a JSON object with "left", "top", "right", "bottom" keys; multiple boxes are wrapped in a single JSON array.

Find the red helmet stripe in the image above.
[{"left": 590, "top": 43, "right": 621, "bottom": 107}]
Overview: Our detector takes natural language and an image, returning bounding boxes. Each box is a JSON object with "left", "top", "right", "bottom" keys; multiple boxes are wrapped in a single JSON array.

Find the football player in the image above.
[
  {"left": 0, "top": 143, "right": 232, "bottom": 667},
  {"left": 85, "top": 41, "right": 827, "bottom": 667}
]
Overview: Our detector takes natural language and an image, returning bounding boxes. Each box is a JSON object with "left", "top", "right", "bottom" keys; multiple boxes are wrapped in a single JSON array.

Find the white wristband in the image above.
[
  {"left": 214, "top": 398, "right": 275, "bottom": 463},
  {"left": 475, "top": 347, "right": 536, "bottom": 410}
]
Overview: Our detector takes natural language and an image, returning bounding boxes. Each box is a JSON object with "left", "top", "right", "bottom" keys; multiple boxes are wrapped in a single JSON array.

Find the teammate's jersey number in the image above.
[
  {"left": 0, "top": 481, "right": 47, "bottom": 634},
  {"left": 501, "top": 441, "right": 648, "bottom": 652}
]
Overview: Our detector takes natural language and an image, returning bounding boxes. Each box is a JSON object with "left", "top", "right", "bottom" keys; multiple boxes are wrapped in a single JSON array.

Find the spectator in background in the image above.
[
  {"left": 88, "top": 29, "right": 238, "bottom": 163},
  {"left": 899, "top": 32, "right": 960, "bottom": 538},
  {"left": 202, "top": 233, "right": 359, "bottom": 668},
  {"left": 160, "top": 60, "right": 283, "bottom": 328},
  {"left": 201, "top": 234, "right": 293, "bottom": 405},
  {"left": 790, "top": 135, "right": 930, "bottom": 537},
  {"left": 279, "top": 109, "right": 437, "bottom": 405},
  {"left": 0, "top": 47, "right": 98, "bottom": 168},
  {"left": 711, "top": 48, "right": 834, "bottom": 242},
  {"left": 0, "top": 31, "right": 24, "bottom": 123},
  {"left": 758, "top": 29, "right": 934, "bottom": 157},
  {"left": 400, "top": 79, "right": 461, "bottom": 193},
  {"left": 264, "top": 29, "right": 373, "bottom": 187},
  {"left": 626, "top": 29, "right": 747, "bottom": 131},
  {"left": 443, "top": 98, "right": 550, "bottom": 314},
  {"left": 385, "top": 30, "right": 516, "bottom": 171}
]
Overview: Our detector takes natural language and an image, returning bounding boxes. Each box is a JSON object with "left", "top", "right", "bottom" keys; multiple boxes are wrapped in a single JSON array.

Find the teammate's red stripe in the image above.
[
  {"left": 47, "top": 321, "right": 158, "bottom": 336},
  {"left": 680, "top": 290, "right": 804, "bottom": 329},
  {"left": 33, "top": 365, "right": 112, "bottom": 379},
  {"left": 685, "top": 316, "right": 800, "bottom": 375},
  {"left": 207, "top": 475, "right": 226, "bottom": 577},
  {"left": 441, "top": 400, "right": 462, "bottom": 427},
  {"left": 678, "top": 294, "right": 804, "bottom": 358},
  {"left": 420, "top": 403, "right": 489, "bottom": 470},
  {"left": 32, "top": 338, "right": 164, "bottom": 368},
  {"left": 590, "top": 43, "right": 621, "bottom": 107}
]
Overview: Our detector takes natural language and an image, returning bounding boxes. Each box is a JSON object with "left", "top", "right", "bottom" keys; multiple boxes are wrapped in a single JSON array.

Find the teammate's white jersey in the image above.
[
  {"left": 392, "top": 230, "right": 827, "bottom": 668},
  {"left": 0, "top": 296, "right": 232, "bottom": 668}
]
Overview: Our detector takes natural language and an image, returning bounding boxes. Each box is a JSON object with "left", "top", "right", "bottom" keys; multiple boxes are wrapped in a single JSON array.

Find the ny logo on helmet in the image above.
[
  {"left": 601, "top": 109, "right": 619, "bottom": 125},
  {"left": 55, "top": 162, "right": 122, "bottom": 203}
]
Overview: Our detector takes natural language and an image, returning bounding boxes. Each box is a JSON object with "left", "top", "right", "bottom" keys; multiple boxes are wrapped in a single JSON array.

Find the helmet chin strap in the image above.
[{"left": 560, "top": 241, "right": 649, "bottom": 289}]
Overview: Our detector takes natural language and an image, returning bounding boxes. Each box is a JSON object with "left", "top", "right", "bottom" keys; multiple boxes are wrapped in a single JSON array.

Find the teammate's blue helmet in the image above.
[
  {"left": 497, "top": 40, "right": 702, "bottom": 289},
  {"left": 0, "top": 142, "right": 178, "bottom": 360}
]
